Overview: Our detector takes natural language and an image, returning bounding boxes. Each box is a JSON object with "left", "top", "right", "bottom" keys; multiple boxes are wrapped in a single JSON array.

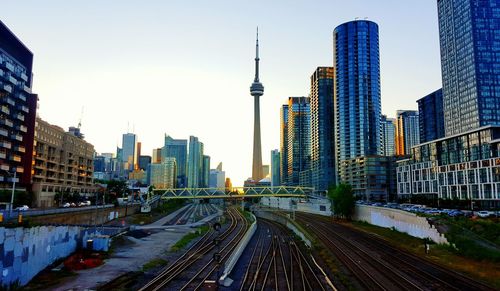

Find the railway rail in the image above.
[
  {"left": 296, "top": 212, "right": 495, "bottom": 291},
  {"left": 240, "top": 218, "right": 330, "bottom": 291},
  {"left": 139, "top": 207, "right": 247, "bottom": 291}
]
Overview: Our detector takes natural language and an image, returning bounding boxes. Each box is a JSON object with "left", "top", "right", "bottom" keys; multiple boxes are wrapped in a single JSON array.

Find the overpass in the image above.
[{"left": 153, "top": 186, "right": 314, "bottom": 200}]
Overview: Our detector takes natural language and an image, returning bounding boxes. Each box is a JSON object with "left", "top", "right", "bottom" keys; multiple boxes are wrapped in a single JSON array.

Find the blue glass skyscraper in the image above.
[
  {"left": 417, "top": 89, "right": 444, "bottom": 143},
  {"left": 163, "top": 134, "right": 188, "bottom": 188},
  {"left": 334, "top": 20, "right": 381, "bottom": 166},
  {"left": 310, "top": 67, "right": 336, "bottom": 192},
  {"left": 438, "top": 0, "right": 500, "bottom": 136}
]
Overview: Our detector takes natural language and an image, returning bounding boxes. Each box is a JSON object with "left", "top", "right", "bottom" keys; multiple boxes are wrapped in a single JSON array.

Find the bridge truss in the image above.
[{"left": 154, "top": 186, "right": 314, "bottom": 199}]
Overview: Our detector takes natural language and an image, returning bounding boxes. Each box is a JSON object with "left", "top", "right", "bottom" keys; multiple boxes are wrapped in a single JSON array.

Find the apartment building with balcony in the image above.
[
  {"left": 0, "top": 21, "right": 38, "bottom": 190},
  {"left": 32, "top": 118, "right": 95, "bottom": 207}
]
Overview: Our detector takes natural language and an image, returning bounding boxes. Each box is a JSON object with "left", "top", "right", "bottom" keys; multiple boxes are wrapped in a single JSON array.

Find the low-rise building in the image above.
[
  {"left": 397, "top": 126, "right": 500, "bottom": 208},
  {"left": 32, "top": 118, "right": 95, "bottom": 207}
]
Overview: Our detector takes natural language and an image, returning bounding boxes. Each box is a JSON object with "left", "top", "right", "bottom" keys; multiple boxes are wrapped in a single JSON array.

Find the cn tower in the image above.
[{"left": 250, "top": 28, "right": 264, "bottom": 181}]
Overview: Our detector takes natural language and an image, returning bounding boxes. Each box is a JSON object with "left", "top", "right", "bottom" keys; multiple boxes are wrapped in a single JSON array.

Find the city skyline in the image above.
[{"left": 1, "top": 1, "right": 442, "bottom": 185}]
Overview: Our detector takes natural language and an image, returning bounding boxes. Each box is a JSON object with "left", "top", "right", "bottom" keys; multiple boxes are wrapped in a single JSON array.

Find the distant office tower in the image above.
[
  {"left": 202, "top": 155, "right": 210, "bottom": 187},
  {"left": 262, "top": 165, "right": 270, "bottom": 178},
  {"left": 122, "top": 133, "right": 137, "bottom": 171},
  {"left": 287, "top": 97, "right": 311, "bottom": 186},
  {"left": 0, "top": 21, "right": 38, "bottom": 189},
  {"left": 438, "top": 0, "right": 500, "bottom": 136},
  {"left": 152, "top": 148, "right": 162, "bottom": 164},
  {"left": 250, "top": 29, "right": 265, "bottom": 181},
  {"left": 395, "top": 110, "right": 420, "bottom": 156},
  {"left": 94, "top": 156, "right": 106, "bottom": 173},
  {"left": 334, "top": 20, "right": 382, "bottom": 168},
  {"left": 270, "top": 149, "right": 280, "bottom": 187},
  {"left": 163, "top": 135, "right": 188, "bottom": 187},
  {"left": 280, "top": 105, "right": 289, "bottom": 185},
  {"left": 209, "top": 166, "right": 225, "bottom": 188},
  {"left": 310, "top": 67, "right": 336, "bottom": 192},
  {"left": 138, "top": 155, "right": 151, "bottom": 171},
  {"left": 381, "top": 115, "right": 396, "bottom": 156},
  {"left": 136, "top": 142, "right": 142, "bottom": 169},
  {"left": 417, "top": 89, "right": 445, "bottom": 143},
  {"left": 149, "top": 158, "right": 177, "bottom": 189},
  {"left": 187, "top": 136, "right": 203, "bottom": 188},
  {"left": 216, "top": 162, "right": 223, "bottom": 171},
  {"left": 225, "top": 177, "right": 233, "bottom": 192}
]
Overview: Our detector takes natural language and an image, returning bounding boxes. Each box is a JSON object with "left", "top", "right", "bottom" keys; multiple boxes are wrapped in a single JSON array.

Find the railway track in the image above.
[
  {"left": 240, "top": 218, "right": 330, "bottom": 291},
  {"left": 296, "top": 212, "right": 495, "bottom": 291},
  {"left": 139, "top": 207, "right": 247, "bottom": 291}
]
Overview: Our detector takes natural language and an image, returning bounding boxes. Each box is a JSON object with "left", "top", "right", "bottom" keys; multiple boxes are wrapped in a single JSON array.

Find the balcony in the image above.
[
  {"left": 0, "top": 141, "right": 12, "bottom": 149},
  {"left": 0, "top": 128, "right": 7, "bottom": 137},
  {"left": 0, "top": 119, "right": 14, "bottom": 127},
  {"left": 0, "top": 164, "right": 9, "bottom": 171},
  {"left": 11, "top": 134, "right": 23, "bottom": 142},
  {"left": 10, "top": 154, "right": 21, "bottom": 162},
  {"left": 19, "top": 105, "right": 29, "bottom": 113},
  {"left": 23, "top": 85, "right": 31, "bottom": 93},
  {"left": 16, "top": 113, "right": 24, "bottom": 121},
  {"left": 5, "top": 62, "right": 15, "bottom": 72},
  {"left": 20, "top": 72, "right": 28, "bottom": 82},
  {"left": 16, "top": 124, "right": 27, "bottom": 133},
  {"left": 6, "top": 75, "right": 17, "bottom": 85},
  {"left": 18, "top": 93, "right": 26, "bottom": 102},
  {"left": 5, "top": 98, "right": 15, "bottom": 106},
  {"left": 14, "top": 145, "right": 25, "bottom": 153},
  {"left": 0, "top": 151, "right": 5, "bottom": 159},
  {"left": 1, "top": 105, "right": 9, "bottom": 114}
]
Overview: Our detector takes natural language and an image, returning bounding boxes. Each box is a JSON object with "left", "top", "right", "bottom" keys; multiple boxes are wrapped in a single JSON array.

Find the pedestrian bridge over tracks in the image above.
[{"left": 153, "top": 186, "right": 314, "bottom": 200}]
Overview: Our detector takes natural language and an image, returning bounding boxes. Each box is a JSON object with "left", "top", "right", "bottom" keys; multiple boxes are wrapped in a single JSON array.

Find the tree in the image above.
[
  {"left": 327, "top": 183, "right": 355, "bottom": 219},
  {"left": 107, "top": 180, "right": 129, "bottom": 197}
]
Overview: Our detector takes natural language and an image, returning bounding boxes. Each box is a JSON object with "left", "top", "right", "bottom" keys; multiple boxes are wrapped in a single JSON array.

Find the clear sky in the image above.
[{"left": 1, "top": 1, "right": 442, "bottom": 186}]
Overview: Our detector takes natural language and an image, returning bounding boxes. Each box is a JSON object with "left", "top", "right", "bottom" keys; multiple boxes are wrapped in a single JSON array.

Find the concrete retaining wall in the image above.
[
  {"left": 254, "top": 210, "right": 312, "bottom": 247},
  {"left": 354, "top": 205, "right": 449, "bottom": 244},
  {"left": 0, "top": 225, "right": 106, "bottom": 287},
  {"left": 219, "top": 213, "right": 257, "bottom": 287},
  {"left": 27, "top": 205, "right": 140, "bottom": 225}
]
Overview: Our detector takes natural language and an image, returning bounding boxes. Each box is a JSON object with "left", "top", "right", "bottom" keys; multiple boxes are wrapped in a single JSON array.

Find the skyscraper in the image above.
[
  {"left": 270, "top": 149, "right": 280, "bottom": 187},
  {"left": 138, "top": 155, "right": 151, "bottom": 171},
  {"left": 310, "top": 67, "right": 336, "bottom": 192},
  {"left": 163, "top": 135, "right": 188, "bottom": 187},
  {"left": 202, "top": 155, "right": 210, "bottom": 188},
  {"left": 287, "top": 97, "right": 311, "bottom": 186},
  {"left": 122, "top": 133, "right": 137, "bottom": 171},
  {"left": 417, "top": 89, "right": 445, "bottom": 143},
  {"left": 152, "top": 148, "right": 162, "bottom": 164},
  {"left": 280, "top": 105, "right": 289, "bottom": 185},
  {"left": 187, "top": 136, "right": 203, "bottom": 188},
  {"left": 209, "top": 168, "right": 225, "bottom": 189},
  {"left": 381, "top": 115, "right": 396, "bottom": 156},
  {"left": 438, "top": 0, "right": 500, "bottom": 136},
  {"left": 334, "top": 20, "right": 382, "bottom": 170},
  {"left": 395, "top": 110, "right": 420, "bottom": 156},
  {"left": 250, "top": 28, "right": 264, "bottom": 181},
  {"left": 0, "top": 21, "right": 38, "bottom": 189}
]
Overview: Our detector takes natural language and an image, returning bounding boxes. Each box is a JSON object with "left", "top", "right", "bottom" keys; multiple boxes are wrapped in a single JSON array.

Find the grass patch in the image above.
[
  {"left": 170, "top": 225, "right": 209, "bottom": 252},
  {"left": 442, "top": 223, "right": 500, "bottom": 262},
  {"left": 349, "top": 220, "right": 500, "bottom": 289},
  {"left": 237, "top": 207, "right": 254, "bottom": 223},
  {"left": 142, "top": 258, "right": 168, "bottom": 271}
]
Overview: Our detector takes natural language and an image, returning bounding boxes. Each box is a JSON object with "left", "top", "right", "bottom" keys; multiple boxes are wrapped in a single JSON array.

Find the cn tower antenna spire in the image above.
[
  {"left": 254, "top": 27, "right": 260, "bottom": 82},
  {"left": 250, "top": 27, "right": 264, "bottom": 182}
]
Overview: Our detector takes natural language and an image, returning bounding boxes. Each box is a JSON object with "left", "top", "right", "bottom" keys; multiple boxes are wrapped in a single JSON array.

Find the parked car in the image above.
[
  {"left": 448, "top": 210, "right": 464, "bottom": 217},
  {"left": 14, "top": 205, "right": 29, "bottom": 211},
  {"left": 476, "top": 211, "right": 495, "bottom": 218},
  {"left": 61, "top": 202, "right": 71, "bottom": 208}
]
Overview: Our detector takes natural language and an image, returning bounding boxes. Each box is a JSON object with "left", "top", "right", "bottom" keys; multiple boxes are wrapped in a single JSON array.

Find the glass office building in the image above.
[
  {"left": 417, "top": 89, "right": 445, "bottom": 143},
  {"left": 334, "top": 20, "right": 382, "bottom": 169},
  {"left": 310, "top": 67, "right": 336, "bottom": 192},
  {"left": 287, "top": 97, "right": 311, "bottom": 186},
  {"left": 438, "top": 0, "right": 500, "bottom": 136},
  {"left": 381, "top": 115, "right": 396, "bottom": 156},
  {"left": 271, "top": 149, "right": 280, "bottom": 187},
  {"left": 163, "top": 135, "right": 188, "bottom": 187},
  {"left": 395, "top": 110, "right": 420, "bottom": 156},
  {"left": 280, "top": 104, "right": 289, "bottom": 185},
  {"left": 187, "top": 136, "right": 203, "bottom": 188}
]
